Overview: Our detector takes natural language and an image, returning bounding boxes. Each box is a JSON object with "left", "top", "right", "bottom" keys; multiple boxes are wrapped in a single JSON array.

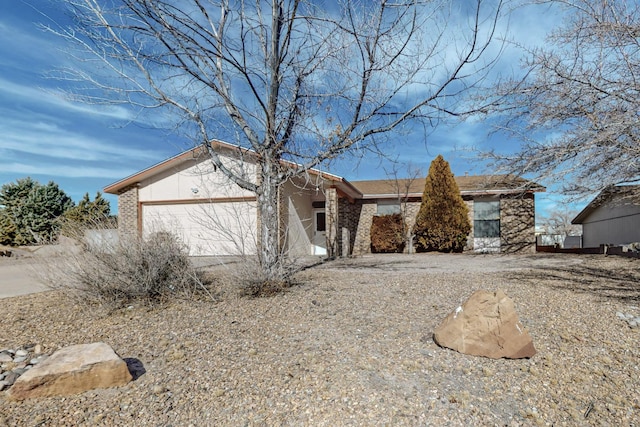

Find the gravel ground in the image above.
[{"left": 0, "top": 253, "right": 639, "bottom": 426}]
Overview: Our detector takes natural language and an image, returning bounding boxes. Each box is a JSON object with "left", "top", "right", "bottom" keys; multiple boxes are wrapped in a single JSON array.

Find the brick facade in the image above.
[
  {"left": 499, "top": 193, "right": 536, "bottom": 253},
  {"left": 117, "top": 185, "right": 139, "bottom": 237},
  {"left": 464, "top": 198, "right": 475, "bottom": 250},
  {"left": 341, "top": 195, "right": 535, "bottom": 255}
]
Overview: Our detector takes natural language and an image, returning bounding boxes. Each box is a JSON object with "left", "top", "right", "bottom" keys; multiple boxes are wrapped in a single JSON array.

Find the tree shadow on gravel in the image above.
[
  {"left": 327, "top": 260, "right": 410, "bottom": 270},
  {"left": 509, "top": 262, "right": 640, "bottom": 303}
]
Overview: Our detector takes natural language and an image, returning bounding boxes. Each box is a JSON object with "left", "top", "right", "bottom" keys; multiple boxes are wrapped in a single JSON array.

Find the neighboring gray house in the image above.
[
  {"left": 572, "top": 185, "right": 640, "bottom": 248},
  {"left": 105, "top": 141, "right": 545, "bottom": 256}
]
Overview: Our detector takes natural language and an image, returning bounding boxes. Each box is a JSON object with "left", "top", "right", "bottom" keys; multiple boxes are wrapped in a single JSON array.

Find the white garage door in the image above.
[{"left": 142, "top": 202, "right": 257, "bottom": 256}]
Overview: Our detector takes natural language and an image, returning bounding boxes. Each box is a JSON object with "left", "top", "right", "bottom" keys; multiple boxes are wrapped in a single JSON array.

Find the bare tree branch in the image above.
[{"left": 481, "top": 0, "right": 640, "bottom": 198}]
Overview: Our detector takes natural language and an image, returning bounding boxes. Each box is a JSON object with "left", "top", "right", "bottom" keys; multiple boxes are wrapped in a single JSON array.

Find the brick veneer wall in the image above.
[
  {"left": 118, "top": 185, "right": 139, "bottom": 237},
  {"left": 347, "top": 198, "right": 474, "bottom": 255},
  {"left": 500, "top": 194, "right": 536, "bottom": 253},
  {"left": 345, "top": 195, "right": 535, "bottom": 255},
  {"left": 464, "top": 199, "right": 474, "bottom": 250},
  {"left": 350, "top": 200, "right": 377, "bottom": 255}
]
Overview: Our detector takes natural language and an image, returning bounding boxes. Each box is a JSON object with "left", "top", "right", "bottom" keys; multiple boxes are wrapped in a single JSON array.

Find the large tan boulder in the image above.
[
  {"left": 433, "top": 290, "right": 536, "bottom": 359},
  {"left": 7, "top": 342, "right": 132, "bottom": 400}
]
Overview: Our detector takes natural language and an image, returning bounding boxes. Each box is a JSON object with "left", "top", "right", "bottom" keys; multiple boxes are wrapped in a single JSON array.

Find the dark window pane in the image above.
[
  {"left": 474, "top": 201, "right": 500, "bottom": 220},
  {"left": 316, "top": 212, "right": 326, "bottom": 232},
  {"left": 474, "top": 220, "right": 500, "bottom": 238}
]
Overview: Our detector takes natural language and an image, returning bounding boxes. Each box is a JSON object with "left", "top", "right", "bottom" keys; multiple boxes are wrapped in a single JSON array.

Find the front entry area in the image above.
[{"left": 312, "top": 209, "right": 327, "bottom": 256}]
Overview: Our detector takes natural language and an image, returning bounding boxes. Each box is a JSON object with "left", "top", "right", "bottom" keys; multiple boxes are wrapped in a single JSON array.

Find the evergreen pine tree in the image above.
[
  {"left": 413, "top": 155, "right": 471, "bottom": 252},
  {"left": 0, "top": 178, "right": 74, "bottom": 245},
  {"left": 0, "top": 210, "right": 16, "bottom": 246},
  {"left": 64, "top": 192, "right": 111, "bottom": 225}
]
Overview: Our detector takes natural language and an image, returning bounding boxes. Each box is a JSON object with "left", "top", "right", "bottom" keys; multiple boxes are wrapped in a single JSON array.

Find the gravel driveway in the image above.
[{"left": 1, "top": 252, "right": 639, "bottom": 426}]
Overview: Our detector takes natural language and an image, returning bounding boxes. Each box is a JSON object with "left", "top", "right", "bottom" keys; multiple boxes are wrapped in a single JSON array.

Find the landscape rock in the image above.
[
  {"left": 616, "top": 310, "right": 640, "bottom": 328},
  {"left": 433, "top": 289, "right": 536, "bottom": 359},
  {"left": 6, "top": 342, "right": 132, "bottom": 400},
  {"left": 4, "top": 371, "right": 20, "bottom": 386}
]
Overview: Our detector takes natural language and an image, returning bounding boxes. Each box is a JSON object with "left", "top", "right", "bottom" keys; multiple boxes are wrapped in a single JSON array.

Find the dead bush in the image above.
[
  {"left": 223, "top": 256, "right": 298, "bottom": 298},
  {"left": 370, "top": 214, "right": 406, "bottom": 253},
  {"left": 42, "top": 221, "right": 213, "bottom": 308}
]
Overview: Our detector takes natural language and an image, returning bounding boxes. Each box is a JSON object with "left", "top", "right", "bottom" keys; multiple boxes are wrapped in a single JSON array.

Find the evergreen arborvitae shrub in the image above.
[
  {"left": 413, "top": 155, "right": 471, "bottom": 253},
  {"left": 370, "top": 213, "right": 406, "bottom": 253}
]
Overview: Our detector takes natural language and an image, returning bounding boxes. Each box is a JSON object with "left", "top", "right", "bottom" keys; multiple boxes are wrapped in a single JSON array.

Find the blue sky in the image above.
[{"left": 0, "top": 1, "right": 570, "bottom": 220}]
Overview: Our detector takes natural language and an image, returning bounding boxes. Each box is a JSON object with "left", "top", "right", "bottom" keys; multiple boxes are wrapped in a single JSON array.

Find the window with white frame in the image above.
[{"left": 474, "top": 200, "right": 500, "bottom": 238}]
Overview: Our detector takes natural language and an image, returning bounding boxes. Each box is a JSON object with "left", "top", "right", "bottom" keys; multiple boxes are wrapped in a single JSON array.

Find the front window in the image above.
[
  {"left": 474, "top": 200, "right": 500, "bottom": 238},
  {"left": 377, "top": 200, "right": 401, "bottom": 215}
]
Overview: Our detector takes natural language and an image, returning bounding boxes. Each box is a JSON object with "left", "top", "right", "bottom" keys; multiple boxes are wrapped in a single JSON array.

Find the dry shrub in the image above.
[
  {"left": 198, "top": 254, "right": 300, "bottom": 299},
  {"left": 370, "top": 213, "right": 406, "bottom": 253},
  {"left": 42, "top": 220, "right": 214, "bottom": 308},
  {"left": 227, "top": 257, "right": 298, "bottom": 298},
  {"left": 241, "top": 279, "right": 293, "bottom": 298}
]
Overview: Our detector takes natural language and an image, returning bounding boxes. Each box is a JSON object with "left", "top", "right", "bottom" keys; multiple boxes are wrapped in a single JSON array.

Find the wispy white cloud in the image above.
[
  {"left": 0, "top": 18, "right": 62, "bottom": 70},
  {"left": 0, "top": 78, "right": 135, "bottom": 121},
  {"left": 0, "top": 116, "right": 159, "bottom": 162},
  {"left": 0, "top": 162, "right": 134, "bottom": 179}
]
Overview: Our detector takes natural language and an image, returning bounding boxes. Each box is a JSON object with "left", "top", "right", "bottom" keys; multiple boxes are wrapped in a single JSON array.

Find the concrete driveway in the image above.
[{"left": 0, "top": 259, "right": 50, "bottom": 299}]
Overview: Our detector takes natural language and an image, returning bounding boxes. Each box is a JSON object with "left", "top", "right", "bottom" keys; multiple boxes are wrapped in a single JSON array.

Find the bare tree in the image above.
[
  {"left": 483, "top": 0, "right": 640, "bottom": 198},
  {"left": 50, "top": 0, "right": 507, "bottom": 282},
  {"left": 383, "top": 162, "right": 423, "bottom": 252},
  {"left": 539, "top": 206, "right": 581, "bottom": 236}
]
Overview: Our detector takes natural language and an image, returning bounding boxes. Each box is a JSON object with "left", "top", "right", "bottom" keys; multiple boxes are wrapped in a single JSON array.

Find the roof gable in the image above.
[
  {"left": 104, "top": 140, "right": 362, "bottom": 198},
  {"left": 572, "top": 185, "right": 640, "bottom": 224}
]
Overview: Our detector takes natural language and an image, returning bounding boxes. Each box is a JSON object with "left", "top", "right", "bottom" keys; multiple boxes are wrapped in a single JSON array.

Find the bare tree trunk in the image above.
[{"left": 257, "top": 158, "right": 284, "bottom": 282}]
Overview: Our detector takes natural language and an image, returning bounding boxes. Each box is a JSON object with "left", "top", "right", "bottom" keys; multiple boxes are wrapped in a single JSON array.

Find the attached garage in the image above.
[{"left": 141, "top": 201, "right": 257, "bottom": 256}]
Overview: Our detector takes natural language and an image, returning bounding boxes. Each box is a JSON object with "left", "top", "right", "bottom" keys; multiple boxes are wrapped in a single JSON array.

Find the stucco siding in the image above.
[
  {"left": 138, "top": 156, "right": 256, "bottom": 202},
  {"left": 581, "top": 204, "right": 640, "bottom": 247}
]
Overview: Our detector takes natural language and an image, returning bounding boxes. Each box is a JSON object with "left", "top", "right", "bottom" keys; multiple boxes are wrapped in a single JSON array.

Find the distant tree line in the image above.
[{"left": 0, "top": 177, "right": 112, "bottom": 246}]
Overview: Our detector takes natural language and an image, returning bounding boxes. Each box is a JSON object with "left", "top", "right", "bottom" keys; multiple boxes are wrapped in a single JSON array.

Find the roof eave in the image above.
[
  {"left": 104, "top": 140, "right": 360, "bottom": 196},
  {"left": 359, "top": 187, "right": 544, "bottom": 200},
  {"left": 104, "top": 146, "right": 206, "bottom": 194}
]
